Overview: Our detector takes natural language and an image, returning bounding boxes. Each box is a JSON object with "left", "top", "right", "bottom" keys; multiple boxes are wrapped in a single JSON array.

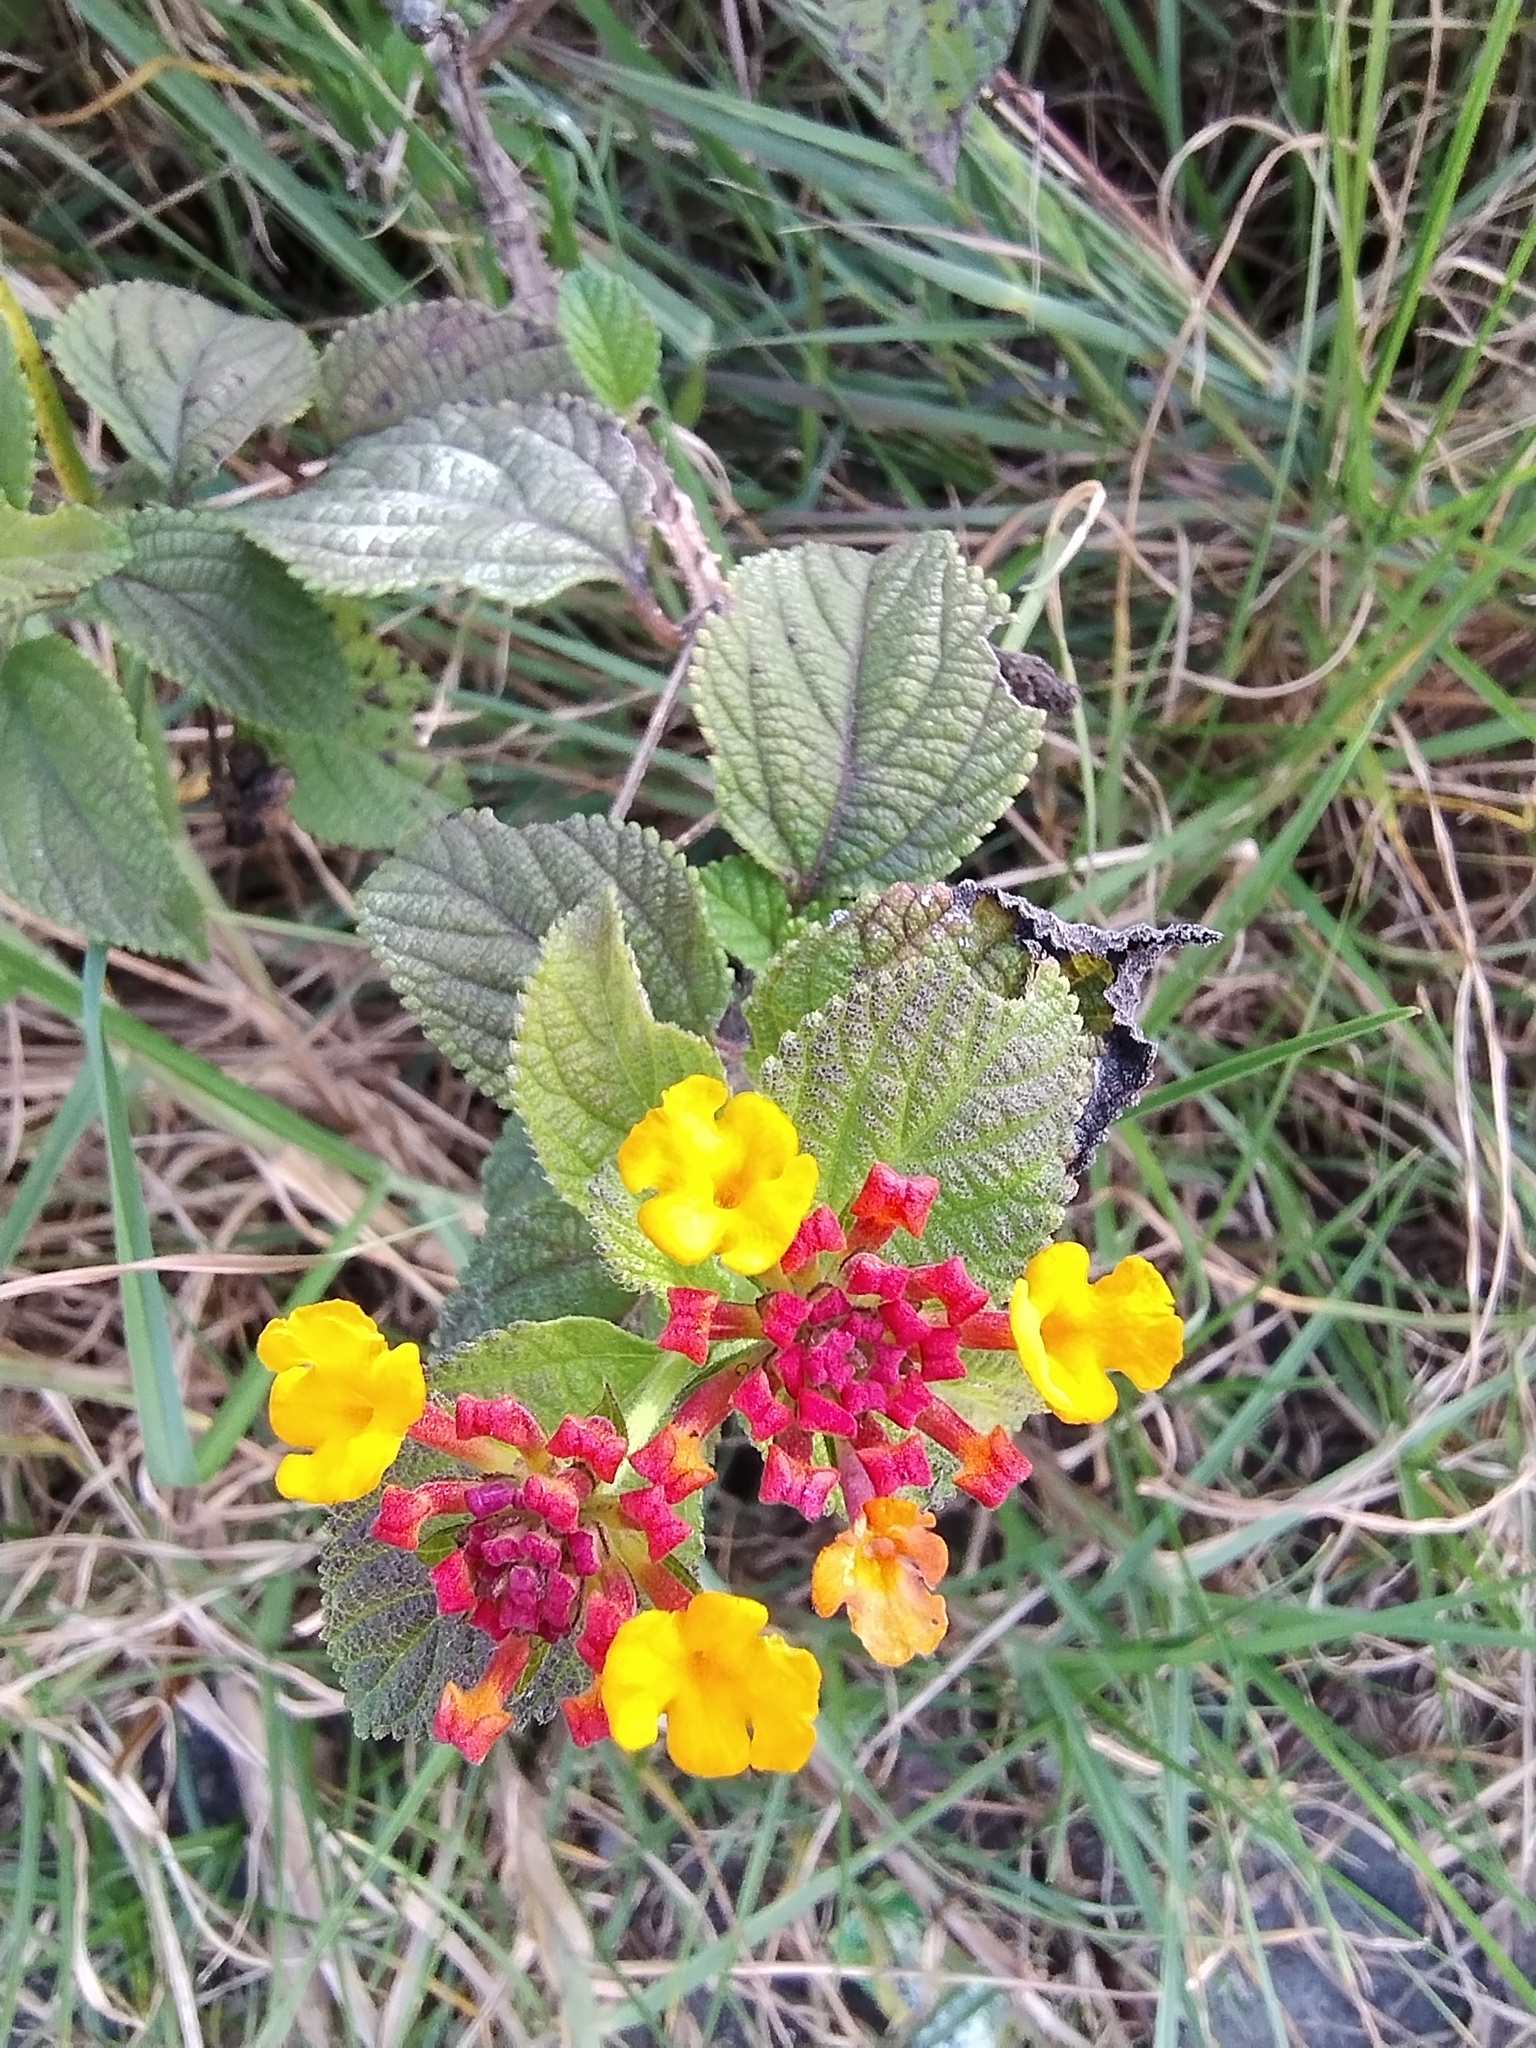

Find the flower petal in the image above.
[
  {"left": 719, "top": 1153, "right": 822, "bottom": 1275},
  {"left": 637, "top": 1189, "right": 729, "bottom": 1267},
  {"left": 1009, "top": 1274, "right": 1118, "bottom": 1424},
  {"left": 1088, "top": 1255, "right": 1184, "bottom": 1391},
  {"left": 274, "top": 1425, "right": 403, "bottom": 1503},
  {"left": 746, "top": 1635, "right": 821, "bottom": 1770},
  {"left": 267, "top": 1364, "right": 371, "bottom": 1450},
  {"left": 599, "top": 1609, "right": 689, "bottom": 1751},
  {"left": 664, "top": 1680, "right": 753, "bottom": 1777},
  {"left": 717, "top": 1091, "right": 800, "bottom": 1178}
]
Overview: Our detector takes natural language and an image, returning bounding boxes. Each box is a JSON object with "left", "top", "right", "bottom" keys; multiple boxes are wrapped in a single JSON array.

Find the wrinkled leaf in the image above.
[
  {"left": 0, "top": 634, "right": 203, "bottom": 956},
  {"left": 696, "top": 855, "right": 801, "bottom": 974},
  {"left": 433, "top": 1116, "right": 631, "bottom": 1356},
  {"left": 793, "top": 0, "right": 1025, "bottom": 180},
  {"left": 743, "top": 882, "right": 956, "bottom": 1070},
  {"left": 511, "top": 892, "right": 724, "bottom": 1210},
  {"left": 234, "top": 397, "right": 652, "bottom": 605},
  {"left": 251, "top": 601, "right": 468, "bottom": 849},
  {"left": 359, "top": 809, "right": 731, "bottom": 1103},
  {"left": 761, "top": 953, "right": 1091, "bottom": 1294},
  {"left": 0, "top": 322, "right": 36, "bottom": 510},
  {"left": 316, "top": 300, "right": 579, "bottom": 442},
  {"left": 85, "top": 510, "right": 350, "bottom": 731},
  {"left": 950, "top": 884, "right": 1222, "bottom": 1168},
  {"left": 558, "top": 268, "right": 661, "bottom": 415},
  {"left": 49, "top": 280, "right": 316, "bottom": 495},
  {"left": 320, "top": 1447, "right": 484, "bottom": 1741},
  {"left": 948, "top": 1346, "right": 1048, "bottom": 1435},
  {"left": 0, "top": 502, "right": 129, "bottom": 617},
  {"left": 693, "top": 533, "right": 1040, "bottom": 902},
  {"left": 433, "top": 1315, "right": 665, "bottom": 1436}
]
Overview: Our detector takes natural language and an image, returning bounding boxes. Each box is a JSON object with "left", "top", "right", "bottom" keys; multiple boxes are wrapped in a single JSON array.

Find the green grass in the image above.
[{"left": 3, "top": 0, "right": 1535, "bottom": 2040}]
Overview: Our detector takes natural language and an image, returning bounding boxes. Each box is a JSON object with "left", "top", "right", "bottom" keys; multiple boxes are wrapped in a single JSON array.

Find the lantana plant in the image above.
[{"left": 255, "top": 526, "right": 1215, "bottom": 1779}]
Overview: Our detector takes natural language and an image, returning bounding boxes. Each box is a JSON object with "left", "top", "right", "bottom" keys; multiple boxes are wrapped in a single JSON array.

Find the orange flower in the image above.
[
  {"left": 811, "top": 1496, "right": 949, "bottom": 1667},
  {"left": 1008, "top": 1242, "right": 1183, "bottom": 1426},
  {"left": 617, "top": 1075, "right": 818, "bottom": 1275},
  {"left": 257, "top": 1299, "right": 425, "bottom": 1503},
  {"left": 598, "top": 1591, "right": 821, "bottom": 1775}
]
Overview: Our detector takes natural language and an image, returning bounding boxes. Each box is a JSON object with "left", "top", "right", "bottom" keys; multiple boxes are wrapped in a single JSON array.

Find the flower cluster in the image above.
[{"left": 259, "top": 1079, "right": 1185, "bottom": 1780}]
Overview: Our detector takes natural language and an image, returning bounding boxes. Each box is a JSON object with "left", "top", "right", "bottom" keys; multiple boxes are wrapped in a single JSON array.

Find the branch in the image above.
[{"left": 391, "top": 1, "right": 560, "bottom": 321}]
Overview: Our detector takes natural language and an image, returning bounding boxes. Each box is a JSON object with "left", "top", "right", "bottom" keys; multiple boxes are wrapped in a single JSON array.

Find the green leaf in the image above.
[
  {"left": 315, "top": 300, "right": 579, "bottom": 443},
  {"left": 0, "top": 635, "right": 204, "bottom": 957},
  {"left": 743, "top": 882, "right": 956, "bottom": 1071},
  {"left": 790, "top": 0, "right": 1024, "bottom": 179},
  {"left": 233, "top": 397, "right": 653, "bottom": 605},
  {"left": 948, "top": 1347, "right": 1048, "bottom": 1436},
  {"left": 692, "top": 533, "right": 1042, "bottom": 901},
  {"left": 511, "top": 891, "right": 724, "bottom": 1209},
  {"left": 48, "top": 281, "right": 317, "bottom": 496},
  {"left": 358, "top": 809, "right": 732, "bottom": 1103},
  {"left": 0, "top": 321, "right": 36, "bottom": 510},
  {"left": 760, "top": 953, "right": 1091, "bottom": 1293},
  {"left": 0, "top": 503, "right": 130, "bottom": 618},
  {"left": 84, "top": 510, "right": 350, "bottom": 731},
  {"left": 557, "top": 269, "right": 662, "bottom": 415},
  {"left": 255, "top": 602, "right": 469, "bottom": 849},
  {"left": 320, "top": 1449, "right": 484, "bottom": 1741},
  {"left": 696, "top": 854, "right": 801, "bottom": 973},
  {"left": 432, "top": 1116, "right": 631, "bottom": 1356},
  {"left": 433, "top": 1314, "right": 664, "bottom": 1436}
]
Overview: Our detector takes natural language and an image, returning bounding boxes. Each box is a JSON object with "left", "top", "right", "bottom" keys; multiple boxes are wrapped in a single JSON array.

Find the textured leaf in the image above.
[
  {"left": 0, "top": 635, "right": 203, "bottom": 956},
  {"left": 48, "top": 281, "right": 316, "bottom": 495},
  {"left": 692, "top": 533, "right": 1041, "bottom": 901},
  {"left": 233, "top": 397, "right": 653, "bottom": 604},
  {"left": 320, "top": 1449, "right": 484, "bottom": 1741},
  {"left": 948, "top": 1347, "right": 1048, "bottom": 1435},
  {"left": 433, "top": 1315, "right": 664, "bottom": 1434},
  {"left": 358, "top": 810, "right": 731, "bottom": 1103},
  {"left": 250, "top": 602, "right": 467, "bottom": 849},
  {"left": 0, "top": 322, "right": 36, "bottom": 510},
  {"left": 511, "top": 892, "right": 724, "bottom": 1210},
  {"left": 761, "top": 954, "right": 1091, "bottom": 1293},
  {"left": 432, "top": 1116, "right": 631, "bottom": 1356},
  {"left": 792, "top": 0, "right": 1024, "bottom": 179},
  {"left": 558, "top": 269, "right": 661, "bottom": 414},
  {"left": 949, "top": 885, "right": 1222, "bottom": 1170},
  {"left": 315, "top": 300, "right": 579, "bottom": 442},
  {"left": 696, "top": 855, "right": 801, "bottom": 973},
  {"left": 743, "top": 883, "right": 956, "bottom": 1071},
  {"left": 584, "top": 1160, "right": 757, "bottom": 1305},
  {"left": 84, "top": 510, "right": 350, "bottom": 731},
  {"left": 0, "top": 503, "right": 129, "bottom": 616}
]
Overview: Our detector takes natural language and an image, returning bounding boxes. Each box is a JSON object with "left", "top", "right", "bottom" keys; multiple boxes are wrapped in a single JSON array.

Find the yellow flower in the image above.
[
  {"left": 1008, "top": 1242, "right": 1183, "bottom": 1426},
  {"left": 598, "top": 1590, "right": 821, "bottom": 1776},
  {"left": 258, "top": 1300, "right": 426, "bottom": 1503},
  {"left": 617, "top": 1075, "right": 818, "bottom": 1276},
  {"left": 811, "top": 1496, "right": 949, "bottom": 1667}
]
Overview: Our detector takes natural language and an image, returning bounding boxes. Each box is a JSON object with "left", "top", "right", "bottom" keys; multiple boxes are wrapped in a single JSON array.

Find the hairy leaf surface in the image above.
[
  {"left": 0, "top": 635, "right": 203, "bottom": 956},
  {"left": 0, "top": 503, "right": 129, "bottom": 617},
  {"left": 558, "top": 269, "right": 661, "bottom": 414},
  {"left": 433, "top": 1315, "right": 663, "bottom": 1435},
  {"left": 359, "top": 810, "right": 731, "bottom": 1102},
  {"left": 49, "top": 281, "right": 316, "bottom": 495},
  {"left": 433, "top": 1117, "right": 631, "bottom": 1356},
  {"left": 86, "top": 510, "right": 351, "bottom": 731},
  {"left": 235, "top": 397, "right": 652, "bottom": 604},
  {"left": 511, "top": 893, "right": 723, "bottom": 1209},
  {"left": 761, "top": 954, "right": 1090, "bottom": 1291},
  {"left": 789, "top": 0, "right": 1024, "bottom": 178},
  {"left": 315, "top": 300, "right": 578, "bottom": 441},
  {"left": 692, "top": 534, "right": 1040, "bottom": 900},
  {"left": 696, "top": 855, "right": 801, "bottom": 974}
]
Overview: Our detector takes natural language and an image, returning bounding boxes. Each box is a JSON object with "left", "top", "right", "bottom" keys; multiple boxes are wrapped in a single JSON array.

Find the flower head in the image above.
[
  {"left": 598, "top": 1590, "right": 821, "bottom": 1776},
  {"left": 812, "top": 1496, "right": 949, "bottom": 1666},
  {"left": 1008, "top": 1242, "right": 1183, "bottom": 1425},
  {"left": 618, "top": 1076, "right": 819, "bottom": 1276},
  {"left": 258, "top": 1300, "right": 425, "bottom": 1503}
]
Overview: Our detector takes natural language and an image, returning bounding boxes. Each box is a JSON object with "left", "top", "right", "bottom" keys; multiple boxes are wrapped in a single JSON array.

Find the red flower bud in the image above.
[
  {"left": 849, "top": 1164, "right": 940, "bottom": 1247},
  {"left": 781, "top": 1203, "right": 848, "bottom": 1273},
  {"left": 547, "top": 1414, "right": 627, "bottom": 1482}
]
